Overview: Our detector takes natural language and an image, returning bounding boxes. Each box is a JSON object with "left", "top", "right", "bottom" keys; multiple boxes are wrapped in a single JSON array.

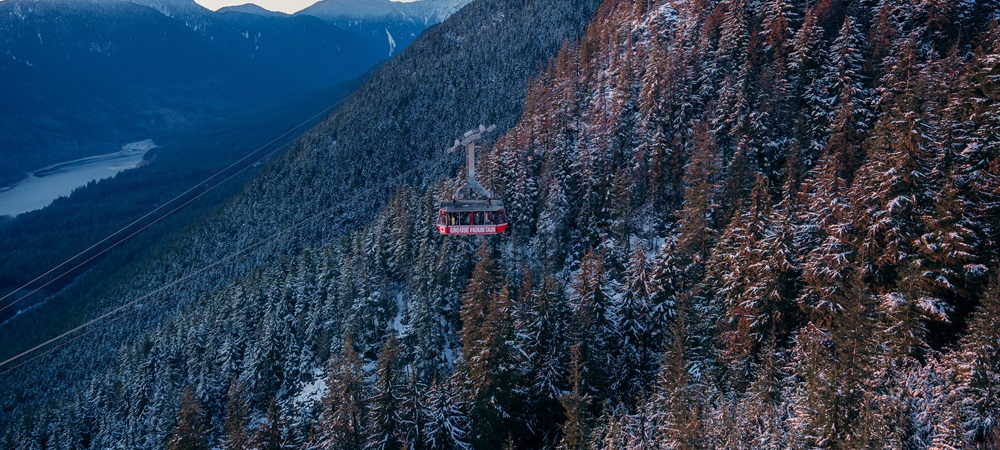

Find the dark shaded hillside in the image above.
[
  {"left": 0, "top": 0, "right": 379, "bottom": 186},
  {"left": 0, "top": 0, "right": 602, "bottom": 447},
  {"left": 0, "top": 78, "right": 362, "bottom": 327}
]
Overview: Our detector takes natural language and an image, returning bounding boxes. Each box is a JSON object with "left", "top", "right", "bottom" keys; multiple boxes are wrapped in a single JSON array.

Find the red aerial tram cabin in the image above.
[
  {"left": 437, "top": 125, "right": 508, "bottom": 236},
  {"left": 437, "top": 199, "right": 507, "bottom": 235}
]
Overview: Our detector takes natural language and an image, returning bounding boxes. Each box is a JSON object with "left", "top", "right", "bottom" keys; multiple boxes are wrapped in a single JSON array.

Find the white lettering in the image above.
[{"left": 448, "top": 225, "right": 497, "bottom": 234}]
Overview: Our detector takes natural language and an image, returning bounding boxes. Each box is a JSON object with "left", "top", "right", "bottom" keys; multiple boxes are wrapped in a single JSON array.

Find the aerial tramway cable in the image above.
[
  {"left": 0, "top": 236, "right": 271, "bottom": 376},
  {"left": 0, "top": 99, "right": 348, "bottom": 315},
  {"left": 0, "top": 124, "right": 495, "bottom": 376}
]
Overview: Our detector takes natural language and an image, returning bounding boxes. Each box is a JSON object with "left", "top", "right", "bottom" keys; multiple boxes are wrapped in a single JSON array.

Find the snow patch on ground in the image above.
[
  {"left": 293, "top": 367, "right": 327, "bottom": 407},
  {"left": 386, "top": 28, "right": 397, "bottom": 56},
  {"left": 392, "top": 291, "right": 405, "bottom": 335},
  {"left": 443, "top": 344, "right": 456, "bottom": 367}
]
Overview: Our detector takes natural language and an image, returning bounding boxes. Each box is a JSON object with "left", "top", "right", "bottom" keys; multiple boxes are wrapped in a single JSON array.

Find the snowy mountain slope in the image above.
[
  {"left": 300, "top": 0, "right": 468, "bottom": 21},
  {"left": 0, "top": 0, "right": 601, "bottom": 447},
  {"left": 4, "top": 0, "right": 1000, "bottom": 448},
  {"left": 299, "top": 0, "right": 473, "bottom": 57}
]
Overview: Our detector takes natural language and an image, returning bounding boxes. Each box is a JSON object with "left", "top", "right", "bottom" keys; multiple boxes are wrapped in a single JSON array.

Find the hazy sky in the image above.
[{"left": 194, "top": 0, "right": 418, "bottom": 14}]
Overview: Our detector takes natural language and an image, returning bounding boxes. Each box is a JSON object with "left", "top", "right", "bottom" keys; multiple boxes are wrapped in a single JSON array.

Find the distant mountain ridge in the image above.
[
  {"left": 217, "top": 2, "right": 288, "bottom": 16},
  {"left": 0, "top": 0, "right": 380, "bottom": 186},
  {"left": 299, "top": 0, "right": 473, "bottom": 56},
  {"left": 301, "top": 0, "right": 467, "bottom": 21}
]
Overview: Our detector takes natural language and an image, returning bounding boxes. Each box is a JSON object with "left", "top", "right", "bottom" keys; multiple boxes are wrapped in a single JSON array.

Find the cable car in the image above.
[
  {"left": 437, "top": 200, "right": 508, "bottom": 235},
  {"left": 437, "top": 125, "right": 508, "bottom": 236}
]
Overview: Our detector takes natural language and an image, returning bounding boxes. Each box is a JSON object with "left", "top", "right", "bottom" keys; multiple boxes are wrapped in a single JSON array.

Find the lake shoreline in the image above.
[{"left": 0, "top": 139, "right": 156, "bottom": 216}]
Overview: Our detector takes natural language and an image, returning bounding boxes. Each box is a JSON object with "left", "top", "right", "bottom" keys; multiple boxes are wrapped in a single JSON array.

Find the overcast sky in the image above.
[{"left": 194, "top": 0, "right": 418, "bottom": 14}]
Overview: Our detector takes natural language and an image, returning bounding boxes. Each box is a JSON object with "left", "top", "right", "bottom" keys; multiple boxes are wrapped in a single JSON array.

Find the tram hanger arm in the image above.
[{"left": 447, "top": 124, "right": 496, "bottom": 153}]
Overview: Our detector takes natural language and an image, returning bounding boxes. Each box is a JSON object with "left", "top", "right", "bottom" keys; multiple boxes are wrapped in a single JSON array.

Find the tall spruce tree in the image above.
[
  {"left": 316, "top": 335, "right": 367, "bottom": 450},
  {"left": 421, "top": 377, "right": 471, "bottom": 450},
  {"left": 222, "top": 378, "right": 251, "bottom": 450},
  {"left": 953, "top": 271, "right": 1000, "bottom": 444},
  {"left": 614, "top": 242, "right": 656, "bottom": 404},
  {"left": 253, "top": 400, "right": 285, "bottom": 450},
  {"left": 514, "top": 273, "right": 572, "bottom": 435},
  {"left": 457, "top": 245, "right": 522, "bottom": 447},
  {"left": 569, "top": 247, "right": 616, "bottom": 400},
  {"left": 367, "top": 334, "right": 406, "bottom": 450},
  {"left": 557, "top": 344, "right": 591, "bottom": 450},
  {"left": 711, "top": 174, "right": 773, "bottom": 379},
  {"left": 167, "top": 388, "right": 209, "bottom": 450}
]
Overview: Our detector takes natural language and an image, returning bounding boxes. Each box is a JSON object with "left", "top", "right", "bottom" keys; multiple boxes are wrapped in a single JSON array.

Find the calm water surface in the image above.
[{"left": 0, "top": 141, "right": 153, "bottom": 217}]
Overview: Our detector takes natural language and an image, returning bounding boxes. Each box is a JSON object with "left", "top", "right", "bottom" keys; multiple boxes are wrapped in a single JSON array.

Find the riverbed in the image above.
[{"left": 0, "top": 139, "right": 155, "bottom": 217}]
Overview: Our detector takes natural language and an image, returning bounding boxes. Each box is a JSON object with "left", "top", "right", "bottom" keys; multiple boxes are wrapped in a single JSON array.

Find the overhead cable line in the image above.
[
  {"left": 0, "top": 125, "right": 470, "bottom": 376},
  {"left": 0, "top": 99, "right": 345, "bottom": 314}
]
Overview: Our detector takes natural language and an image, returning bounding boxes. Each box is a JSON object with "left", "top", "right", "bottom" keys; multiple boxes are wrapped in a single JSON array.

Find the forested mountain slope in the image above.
[
  {"left": 0, "top": 0, "right": 601, "bottom": 447},
  {"left": 3, "top": 0, "right": 999, "bottom": 448}
]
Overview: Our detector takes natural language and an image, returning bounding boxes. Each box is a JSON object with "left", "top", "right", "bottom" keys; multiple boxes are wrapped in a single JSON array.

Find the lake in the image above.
[{"left": 0, "top": 140, "right": 155, "bottom": 217}]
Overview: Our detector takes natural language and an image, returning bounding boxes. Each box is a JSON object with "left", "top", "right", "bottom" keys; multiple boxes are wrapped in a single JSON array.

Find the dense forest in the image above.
[
  {"left": 0, "top": 0, "right": 601, "bottom": 447},
  {"left": 3, "top": 0, "right": 1000, "bottom": 448}
]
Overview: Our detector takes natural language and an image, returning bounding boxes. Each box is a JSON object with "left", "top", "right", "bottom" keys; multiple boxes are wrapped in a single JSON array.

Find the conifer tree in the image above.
[
  {"left": 421, "top": 377, "right": 471, "bottom": 450},
  {"left": 537, "top": 169, "right": 571, "bottom": 269},
  {"left": 651, "top": 294, "right": 708, "bottom": 449},
  {"left": 675, "top": 124, "right": 719, "bottom": 259},
  {"left": 167, "top": 388, "right": 209, "bottom": 450},
  {"left": 316, "top": 335, "right": 367, "bottom": 450},
  {"left": 852, "top": 34, "right": 953, "bottom": 363},
  {"left": 711, "top": 174, "right": 773, "bottom": 376},
  {"left": 250, "top": 289, "right": 292, "bottom": 408},
  {"left": 614, "top": 242, "right": 655, "bottom": 404},
  {"left": 797, "top": 154, "right": 856, "bottom": 327},
  {"left": 514, "top": 273, "right": 571, "bottom": 431},
  {"left": 822, "top": 15, "right": 871, "bottom": 183},
  {"left": 569, "top": 247, "right": 615, "bottom": 399},
  {"left": 399, "top": 366, "right": 428, "bottom": 450},
  {"left": 457, "top": 245, "right": 521, "bottom": 447},
  {"left": 906, "top": 177, "right": 983, "bottom": 330},
  {"left": 223, "top": 378, "right": 251, "bottom": 450},
  {"left": 367, "top": 334, "right": 406, "bottom": 450},
  {"left": 648, "top": 237, "right": 686, "bottom": 353},
  {"left": 253, "top": 400, "right": 284, "bottom": 450},
  {"left": 734, "top": 339, "right": 788, "bottom": 449},
  {"left": 788, "top": 10, "right": 832, "bottom": 166},
  {"left": 402, "top": 287, "right": 446, "bottom": 384},
  {"left": 787, "top": 275, "right": 881, "bottom": 447},
  {"left": 956, "top": 22, "right": 1000, "bottom": 263},
  {"left": 953, "top": 271, "right": 1000, "bottom": 444},
  {"left": 556, "top": 344, "right": 590, "bottom": 450}
]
